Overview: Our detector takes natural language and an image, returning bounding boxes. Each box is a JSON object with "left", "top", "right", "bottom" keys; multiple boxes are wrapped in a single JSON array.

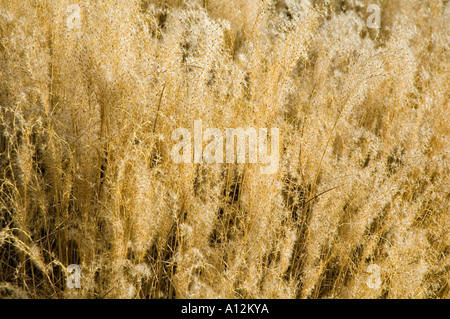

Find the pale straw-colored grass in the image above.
[{"left": 0, "top": 0, "right": 448, "bottom": 298}]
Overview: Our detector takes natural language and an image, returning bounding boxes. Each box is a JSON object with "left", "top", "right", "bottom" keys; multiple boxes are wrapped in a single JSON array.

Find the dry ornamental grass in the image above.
[{"left": 0, "top": 0, "right": 449, "bottom": 299}]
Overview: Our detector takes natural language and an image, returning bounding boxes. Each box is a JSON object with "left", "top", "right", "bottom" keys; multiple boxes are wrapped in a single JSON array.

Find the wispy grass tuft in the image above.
[{"left": 0, "top": 0, "right": 449, "bottom": 299}]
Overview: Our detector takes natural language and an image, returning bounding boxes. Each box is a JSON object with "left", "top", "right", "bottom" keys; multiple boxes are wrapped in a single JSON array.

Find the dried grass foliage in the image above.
[{"left": 0, "top": 0, "right": 449, "bottom": 298}]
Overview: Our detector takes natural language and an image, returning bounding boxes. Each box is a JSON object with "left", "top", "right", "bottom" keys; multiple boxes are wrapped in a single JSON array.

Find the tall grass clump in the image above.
[{"left": 0, "top": 0, "right": 449, "bottom": 298}]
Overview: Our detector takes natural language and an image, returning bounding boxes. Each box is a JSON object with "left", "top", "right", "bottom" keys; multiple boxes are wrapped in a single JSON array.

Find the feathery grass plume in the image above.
[{"left": 0, "top": 0, "right": 449, "bottom": 299}]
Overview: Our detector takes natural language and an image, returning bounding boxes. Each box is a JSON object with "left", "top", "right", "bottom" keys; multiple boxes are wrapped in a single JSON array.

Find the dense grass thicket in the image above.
[{"left": 0, "top": 0, "right": 449, "bottom": 298}]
